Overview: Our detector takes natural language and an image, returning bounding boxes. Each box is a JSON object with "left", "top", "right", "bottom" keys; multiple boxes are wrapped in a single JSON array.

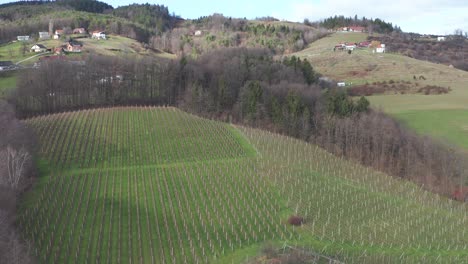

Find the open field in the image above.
[
  {"left": 294, "top": 32, "right": 468, "bottom": 150},
  {"left": 18, "top": 107, "right": 468, "bottom": 263},
  {"left": 79, "top": 35, "right": 175, "bottom": 59},
  {"left": 0, "top": 71, "right": 16, "bottom": 98},
  {"left": 395, "top": 109, "right": 468, "bottom": 150},
  {"left": 0, "top": 41, "right": 35, "bottom": 63}
]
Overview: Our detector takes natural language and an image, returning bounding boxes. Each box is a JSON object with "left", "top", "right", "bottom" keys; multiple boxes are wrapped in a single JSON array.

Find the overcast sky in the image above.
[{"left": 2, "top": 0, "right": 467, "bottom": 35}]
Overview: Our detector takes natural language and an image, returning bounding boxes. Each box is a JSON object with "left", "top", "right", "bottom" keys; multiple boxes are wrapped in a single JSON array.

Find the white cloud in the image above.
[{"left": 284, "top": 0, "right": 468, "bottom": 35}]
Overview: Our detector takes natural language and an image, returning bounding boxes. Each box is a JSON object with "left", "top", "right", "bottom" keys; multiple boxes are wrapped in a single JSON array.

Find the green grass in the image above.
[
  {"left": 18, "top": 107, "right": 468, "bottom": 263},
  {"left": 0, "top": 41, "right": 34, "bottom": 63},
  {"left": 394, "top": 109, "right": 468, "bottom": 149},
  {"left": 0, "top": 72, "right": 16, "bottom": 98},
  {"left": 78, "top": 35, "right": 175, "bottom": 59}
]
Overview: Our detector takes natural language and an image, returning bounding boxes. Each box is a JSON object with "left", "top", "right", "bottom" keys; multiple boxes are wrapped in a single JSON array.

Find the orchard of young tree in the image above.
[{"left": 9, "top": 48, "right": 467, "bottom": 197}]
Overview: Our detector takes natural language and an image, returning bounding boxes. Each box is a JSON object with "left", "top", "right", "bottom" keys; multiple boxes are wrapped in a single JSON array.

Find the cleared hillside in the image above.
[{"left": 18, "top": 107, "right": 468, "bottom": 263}]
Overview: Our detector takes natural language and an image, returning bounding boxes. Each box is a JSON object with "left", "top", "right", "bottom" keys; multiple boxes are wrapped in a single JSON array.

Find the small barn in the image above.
[{"left": 91, "top": 31, "right": 106, "bottom": 40}]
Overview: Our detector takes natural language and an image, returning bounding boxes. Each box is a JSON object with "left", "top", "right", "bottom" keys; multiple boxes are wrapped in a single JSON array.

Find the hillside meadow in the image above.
[
  {"left": 18, "top": 106, "right": 468, "bottom": 263},
  {"left": 294, "top": 32, "right": 468, "bottom": 150}
]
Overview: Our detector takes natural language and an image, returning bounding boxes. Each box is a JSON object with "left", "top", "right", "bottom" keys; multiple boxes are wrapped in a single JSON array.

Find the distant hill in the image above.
[
  {"left": 368, "top": 34, "right": 468, "bottom": 71},
  {"left": 0, "top": 0, "right": 112, "bottom": 16},
  {"left": 0, "top": 2, "right": 177, "bottom": 44},
  {"left": 150, "top": 13, "right": 329, "bottom": 56}
]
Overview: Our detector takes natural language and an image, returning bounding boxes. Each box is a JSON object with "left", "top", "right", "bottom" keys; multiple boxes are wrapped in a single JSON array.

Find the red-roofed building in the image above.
[
  {"left": 349, "top": 26, "right": 366, "bottom": 32},
  {"left": 66, "top": 41, "right": 82, "bottom": 52}
]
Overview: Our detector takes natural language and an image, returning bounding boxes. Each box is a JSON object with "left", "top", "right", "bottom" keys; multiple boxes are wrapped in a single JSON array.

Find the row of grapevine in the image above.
[{"left": 240, "top": 126, "right": 468, "bottom": 263}]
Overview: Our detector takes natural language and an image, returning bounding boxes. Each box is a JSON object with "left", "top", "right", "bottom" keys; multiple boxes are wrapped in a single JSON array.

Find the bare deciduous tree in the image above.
[{"left": 4, "top": 147, "right": 30, "bottom": 191}]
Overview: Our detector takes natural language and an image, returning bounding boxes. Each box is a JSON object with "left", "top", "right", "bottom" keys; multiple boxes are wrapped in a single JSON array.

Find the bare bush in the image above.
[{"left": 287, "top": 215, "right": 304, "bottom": 226}]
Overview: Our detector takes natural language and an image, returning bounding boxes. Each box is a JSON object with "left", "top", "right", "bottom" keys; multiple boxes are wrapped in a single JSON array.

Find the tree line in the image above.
[
  {"left": 0, "top": 100, "right": 37, "bottom": 264},
  {"left": 319, "top": 15, "right": 401, "bottom": 34},
  {"left": 9, "top": 48, "right": 467, "bottom": 197}
]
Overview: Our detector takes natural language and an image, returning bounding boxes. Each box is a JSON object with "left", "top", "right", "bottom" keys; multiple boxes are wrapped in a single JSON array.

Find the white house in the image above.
[
  {"left": 38, "top": 32, "right": 50, "bottom": 40},
  {"left": 345, "top": 44, "right": 356, "bottom": 51},
  {"left": 437, "top": 36, "right": 446, "bottom": 41},
  {"left": 337, "top": 82, "right": 346, "bottom": 87},
  {"left": 194, "top": 30, "right": 202, "bottom": 36},
  {"left": 30, "top": 44, "right": 47, "bottom": 53},
  {"left": 92, "top": 31, "right": 106, "bottom": 40},
  {"left": 375, "top": 44, "right": 386, "bottom": 53}
]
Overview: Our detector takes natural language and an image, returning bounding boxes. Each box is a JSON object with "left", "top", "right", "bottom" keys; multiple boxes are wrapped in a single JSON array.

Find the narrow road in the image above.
[{"left": 15, "top": 52, "right": 50, "bottom": 65}]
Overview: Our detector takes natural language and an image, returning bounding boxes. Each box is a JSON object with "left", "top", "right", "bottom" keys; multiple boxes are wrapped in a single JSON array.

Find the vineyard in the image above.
[{"left": 18, "top": 107, "right": 468, "bottom": 263}]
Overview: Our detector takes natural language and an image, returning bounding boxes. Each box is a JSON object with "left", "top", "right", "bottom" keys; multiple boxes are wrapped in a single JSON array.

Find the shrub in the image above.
[{"left": 287, "top": 215, "right": 304, "bottom": 226}]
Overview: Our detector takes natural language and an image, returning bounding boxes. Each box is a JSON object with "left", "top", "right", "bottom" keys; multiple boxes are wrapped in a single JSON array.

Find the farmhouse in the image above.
[
  {"left": 194, "top": 30, "right": 202, "bottom": 36},
  {"left": 437, "top": 36, "right": 446, "bottom": 41},
  {"left": 92, "top": 31, "right": 106, "bottom": 40},
  {"left": 375, "top": 44, "right": 386, "bottom": 53},
  {"left": 55, "top": 29, "right": 64, "bottom": 35},
  {"left": 73, "top": 28, "right": 86, "bottom": 34},
  {"left": 66, "top": 41, "right": 82, "bottom": 52},
  {"left": 30, "top": 44, "right": 47, "bottom": 52},
  {"left": 17, "top": 36, "right": 30, "bottom": 41},
  {"left": 0, "top": 61, "right": 14, "bottom": 71},
  {"left": 38, "top": 31, "right": 50, "bottom": 40},
  {"left": 348, "top": 26, "right": 366, "bottom": 32}
]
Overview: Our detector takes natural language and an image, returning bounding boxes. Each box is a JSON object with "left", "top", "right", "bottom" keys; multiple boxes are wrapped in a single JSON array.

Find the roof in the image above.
[
  {"left": 0, "top": 61, "right": 14, "bottom": 67},
  {"left": 32, "top": 44, "right": 47, "bottom": 49},
  {"left": 68, "top": 41, "right": 82, "bottom": 47},
  {"left": 55, "top": 29, "right": 64, "bottom": 34},
  {"left": 349, "top": 26, "right": 365, "bottom": 31}
]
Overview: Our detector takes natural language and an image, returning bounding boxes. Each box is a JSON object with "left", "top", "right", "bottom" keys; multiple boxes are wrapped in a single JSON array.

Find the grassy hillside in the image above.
[
  {"left": 19, "top": 107, "right": 468, "bottom": 263},
  {"left": 294, "top": 32, "right": 468, "bottom": 149}
]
